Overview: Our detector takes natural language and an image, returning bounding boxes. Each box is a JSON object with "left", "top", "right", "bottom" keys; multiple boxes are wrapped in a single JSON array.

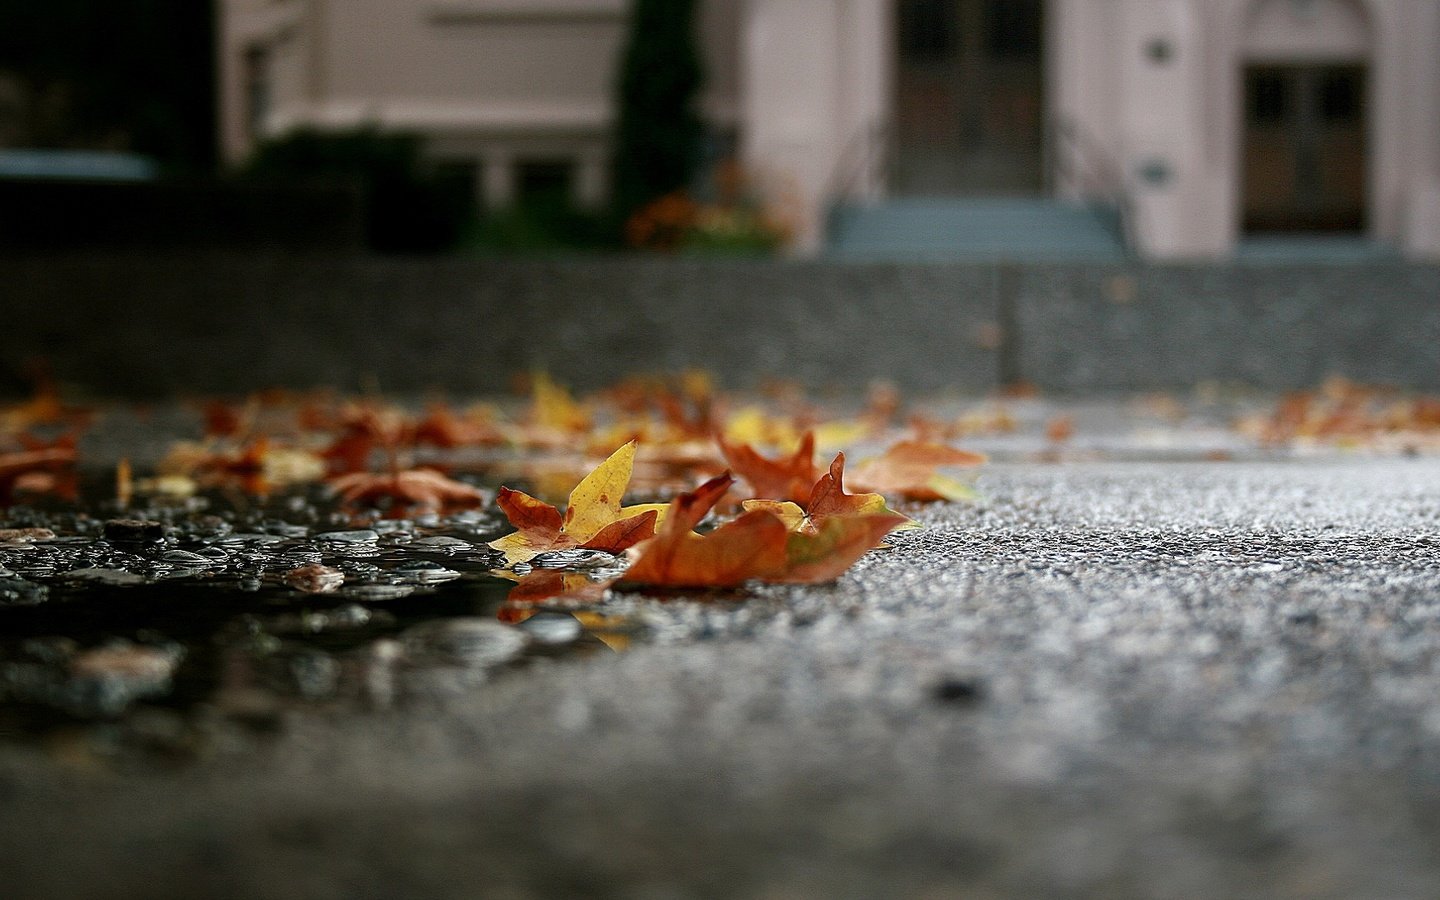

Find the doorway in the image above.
[
  {"left": 1241, "top": 64, "right": 1367, "bottom": 231},
  {"left": 892, "top": 0, "right": 1045, "bottom": 196}
]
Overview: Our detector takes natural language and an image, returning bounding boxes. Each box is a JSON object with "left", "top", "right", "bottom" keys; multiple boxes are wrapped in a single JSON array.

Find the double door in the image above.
[{"left": 1242, "top": 64, "right": 1367, "bottom": 232}]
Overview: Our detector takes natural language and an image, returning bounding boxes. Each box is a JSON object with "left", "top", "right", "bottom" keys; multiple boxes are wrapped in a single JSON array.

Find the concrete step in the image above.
[{"left": 828, "top": 197, "right": 1126, "bottom": 262}]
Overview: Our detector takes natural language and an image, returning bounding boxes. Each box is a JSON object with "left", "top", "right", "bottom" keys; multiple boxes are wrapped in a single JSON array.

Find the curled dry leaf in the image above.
[
  {"left": 718, "top": 431, "right": 818, "bottom": 504},
  {"left": 330, "top": 467, "right": 486, "bottom": 510},
  {"left": 742, "top": 452, "right": 913, "bottom": 534},
  {"left": 622, "top": 473, "right": 787, "bottom": 588},
  {"left": 413, "top": 403, "right": 504, "bottom": 448},
  {"left": 848, "top": 440, "right": 986, "bottom": 502},
  {"left": 488, "top": 441, "right": 668, "bottom": 566},
  {"left": 622, "top": 471, "right": 909, "bottom": 589}
]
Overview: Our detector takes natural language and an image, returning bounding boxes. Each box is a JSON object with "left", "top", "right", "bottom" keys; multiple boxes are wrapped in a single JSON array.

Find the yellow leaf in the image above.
[
  {"left": 488, "top": 441, "right": 663, "bottom": 565},
  {"left": 741, "top": 499, "right": 811, "bottom": 533},
  {"left": 563, "top": 440, "right": 639, "bottom": 542},
  {"left": 531, "top": 371, "right": 590, "bottom": 432}
]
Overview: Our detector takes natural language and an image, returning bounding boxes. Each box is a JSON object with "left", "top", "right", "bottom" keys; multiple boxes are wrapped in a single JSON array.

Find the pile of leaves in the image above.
[
  {"left": 0, "top": 372, "right": 994, "bottom": 609},
  {"left": 1235, "top": 377, "right": 1440, "bottom": 453}
]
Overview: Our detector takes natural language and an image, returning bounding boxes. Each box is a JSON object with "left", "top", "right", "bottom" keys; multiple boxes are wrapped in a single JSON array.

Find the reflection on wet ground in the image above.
[{"left": 0, "top": 484, "right": 645, "bottom": 764}]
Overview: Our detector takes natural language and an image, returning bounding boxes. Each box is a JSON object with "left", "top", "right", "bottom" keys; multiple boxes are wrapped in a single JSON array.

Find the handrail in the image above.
[
  {"left": 1047, "top": 113, "right": 1134, "bottom": 253},
  {"left": 823, "top": 119, "right": 891, "bottom": 210},
  {"left": 826, "top": 113, "right": 1134, "bottom": 255}
]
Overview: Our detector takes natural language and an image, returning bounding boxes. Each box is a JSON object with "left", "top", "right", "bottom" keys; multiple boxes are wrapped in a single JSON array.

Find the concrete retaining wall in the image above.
[{"left": 1, "top": 254, "right": 1435, "bottom": 397}]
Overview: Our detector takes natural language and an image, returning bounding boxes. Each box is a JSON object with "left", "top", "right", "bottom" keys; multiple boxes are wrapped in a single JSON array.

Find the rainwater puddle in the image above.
[{"left": 0, "top": 484, "right": 643, "bottom": 765}]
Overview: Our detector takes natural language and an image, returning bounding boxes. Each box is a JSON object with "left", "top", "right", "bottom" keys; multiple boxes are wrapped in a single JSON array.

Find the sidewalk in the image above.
[{"left": 4, "top": 454, "right": 1439, "bottom": 898}]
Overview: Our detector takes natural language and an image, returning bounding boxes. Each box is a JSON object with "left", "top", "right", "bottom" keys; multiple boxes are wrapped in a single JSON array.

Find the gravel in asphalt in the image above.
[{"left": 2, "top": 458, "right": 1439, "bottom": 899}]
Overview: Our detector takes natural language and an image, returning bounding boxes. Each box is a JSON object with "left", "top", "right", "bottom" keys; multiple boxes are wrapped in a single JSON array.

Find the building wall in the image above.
[
  {"left": 219, "top": 0, "right": 740, "bottom": 211},
  {"left": 1048, "top": 0, "right": 1440, "bottom": 260},
  {"left": 218, "top": 0, "right": 1440, "bottom": 260}
]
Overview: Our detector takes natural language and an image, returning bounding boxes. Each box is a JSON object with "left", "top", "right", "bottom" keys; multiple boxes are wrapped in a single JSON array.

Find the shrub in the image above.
[{"left": 240, "top": 128, "right": 472, "bottom": 253}]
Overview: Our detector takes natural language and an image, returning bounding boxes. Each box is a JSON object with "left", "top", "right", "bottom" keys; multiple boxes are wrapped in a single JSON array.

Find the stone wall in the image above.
[{"left": 1, "top": 255, "right": 1435, "bottom": 397}]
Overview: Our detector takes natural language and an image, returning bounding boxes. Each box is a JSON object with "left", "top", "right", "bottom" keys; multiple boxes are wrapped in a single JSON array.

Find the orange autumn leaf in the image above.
[
  {"left": 0, "top": 439, "right": 77, "bottom": 504},
  {"left": 776, "top": 511, "right": 911, "bottom": 583},
  {"left": 718, "top": 430, "right": 818, "bottom": 503},
  {"left": 488, "top": 441, "right": 668, "bottom": 565},
  {"left": 330, "top": 467, "right": 486, "bottom": 510},
  {"left": 412, "top": 403, "right": 503, "bottom": 448},
  {"left": 622, "top": 471, "right": 907, "bottom": 588},
  {"left": 848, "top": 440, "right": 986, "bottom": 502},
  {"left": 622, "top": 473, "right": 789, "bottom": 588},
  {"left": 742, "top": 452, "right": 911, "bottom": 534}
]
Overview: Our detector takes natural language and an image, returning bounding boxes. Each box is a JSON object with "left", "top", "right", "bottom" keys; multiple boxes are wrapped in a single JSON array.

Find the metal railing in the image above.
[
  {"left": 823, "top": 112, "right": 1135, "bottom": 255},
  {"left": 1046, "top": 113, "right": 1134, "bottom": 253},
  {"left": 823, "top": 119, "right": 892, "bottom": 209}
]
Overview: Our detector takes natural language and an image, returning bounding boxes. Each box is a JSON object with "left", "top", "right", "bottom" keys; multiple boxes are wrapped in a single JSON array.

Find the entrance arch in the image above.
[{"left": 1240, "top": 0, "right": 1372, "bottom": 232}]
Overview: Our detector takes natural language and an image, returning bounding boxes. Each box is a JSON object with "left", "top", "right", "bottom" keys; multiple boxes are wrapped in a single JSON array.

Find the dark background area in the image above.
[{"left": 0, "top": 0, "right": 216, "bottom": 171}]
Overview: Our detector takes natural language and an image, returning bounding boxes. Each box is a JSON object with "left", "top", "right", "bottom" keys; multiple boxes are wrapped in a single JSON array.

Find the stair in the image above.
[{"left": 827, "top": 197, "right": 1126, "bottom": 262}]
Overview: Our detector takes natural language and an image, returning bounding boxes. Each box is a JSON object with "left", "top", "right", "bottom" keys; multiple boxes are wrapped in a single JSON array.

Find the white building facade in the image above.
[{"left": 220, "top": 0, "right": 1440, "bottom": 260}]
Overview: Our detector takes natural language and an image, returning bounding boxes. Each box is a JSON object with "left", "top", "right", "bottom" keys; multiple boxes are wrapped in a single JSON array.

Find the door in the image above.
[
  {"left": 892, "top": 0, "right": 1045, "bottom": 196},
  {"left": 1242, "top": 65, "right": 1367, "bottom": 231}
]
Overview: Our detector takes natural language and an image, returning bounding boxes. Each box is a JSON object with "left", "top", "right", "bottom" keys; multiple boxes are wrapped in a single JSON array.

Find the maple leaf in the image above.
[
  {"left": 488, "top": 441, "right": 668, "bottom": 566},
  {"left": 848, "top": 440, "right": 985, "bottom": 502},
  {"left": 742, "top": 452, "right": 913, "bottom": 534},
  {"left": 621, "top": 473, "right": 788, "bottom": 588},
  {"left": 622, "top": 471, "right": 908, "bottom": 588},
  {"left": 330, "top": 467, "right": 485, "bottom": 510},
  {"left": 413, "top": 403, "right": 504, "bottom": 448},
  {"left": 518, "top": 372, "right": 591, "bottom": 446},
  {"left": 718, "top": 431, "right": 818, "bottom": 503},
  {"left": 319, "top": 405, "right": 409, "bottom": 475}
]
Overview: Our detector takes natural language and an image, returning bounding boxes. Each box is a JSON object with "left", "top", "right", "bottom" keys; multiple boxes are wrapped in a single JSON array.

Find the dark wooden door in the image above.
[
  {"left": 1242, "top": 64, "right": 1367, "bottom": 231},
  {"left": 892, "top": 0, "right": 1044, "bottom": 196}
]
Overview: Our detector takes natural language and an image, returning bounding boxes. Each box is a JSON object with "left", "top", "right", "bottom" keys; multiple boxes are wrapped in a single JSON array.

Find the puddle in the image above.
[{"left": 0, "top": 481, "right": 641, "bottom": 764}]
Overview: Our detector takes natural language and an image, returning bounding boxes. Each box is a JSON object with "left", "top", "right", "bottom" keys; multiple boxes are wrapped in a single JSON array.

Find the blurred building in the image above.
[{"left": 220, "top": 0, "right": 1440, "bottom": 260}]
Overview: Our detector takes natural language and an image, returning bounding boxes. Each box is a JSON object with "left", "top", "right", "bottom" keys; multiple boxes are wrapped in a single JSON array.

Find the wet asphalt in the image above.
[{"left": 3, "top": 457, "right": 1440, "bottom": 899}]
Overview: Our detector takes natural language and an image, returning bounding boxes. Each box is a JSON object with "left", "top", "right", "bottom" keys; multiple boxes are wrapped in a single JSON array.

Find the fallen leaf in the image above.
[
  {"left": 330, "top": 467, "right": 486, "bottom": 510},
  {"left": 622, "top": 471, "right": 907, "bottom": 588},
  {"left": 719, "top": 431, "right": 818, "bottom": 503},
  {"left": 413, "top": 403, "right": 504, "bottom": 448},
  {"left": 776, "top": 511, "right": 911, "bottom": 583},
  {"left": 849, "top": 440, "right": 985, "bottom": 502},
  {"left": 622, "top": 474, "right": 790, "bottom": 588},
  {"left": 488, "top": 441, "right": 668, "bottom": 565},
  {"left": 0, "top": 436, "right": 77, "bottom": 504},
  {"left": 742, "top": 452, "right": 912, "bottom": 534}
]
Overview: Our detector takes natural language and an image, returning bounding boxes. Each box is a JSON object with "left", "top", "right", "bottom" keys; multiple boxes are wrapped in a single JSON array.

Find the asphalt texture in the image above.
[{"left": 3, "top": 455, "right": 1440, "bottom": 899}]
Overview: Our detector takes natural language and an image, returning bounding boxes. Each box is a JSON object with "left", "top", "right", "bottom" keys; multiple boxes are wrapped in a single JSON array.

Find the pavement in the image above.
[{"left": 3, "top": 447, "right": 1440, "bottom": 899}]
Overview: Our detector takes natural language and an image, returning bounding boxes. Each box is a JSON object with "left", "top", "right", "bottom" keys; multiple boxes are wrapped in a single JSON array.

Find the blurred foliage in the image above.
[
  {"left": 611, "top": 0, "right": 705, "bottom": 231},
  {"left": 240, "top": 128, "right": 474, "bottom": 254},
  {"left": 464, "top": 185, "right": 615, "bottom": 254},
  {"left": 0, "top": 0, "right": 215, "bottom": 172},
  {"left": 626, "top": 162, "right": 792, "bottom": 256}
]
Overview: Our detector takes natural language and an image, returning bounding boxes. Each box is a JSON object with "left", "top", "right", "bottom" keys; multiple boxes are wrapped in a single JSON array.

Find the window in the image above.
[
  {"left": 1319, "top": 69, "right": 1362, "bottom": 122},
  {"left": 898, "top": 0, "right": 955, "bottom": 62},
  {"left": 1247, "top": 70, "right": 1289, "bottom": 124},
  {"left": 985, "top": 0, "right": 1042, "bottom": 56}
]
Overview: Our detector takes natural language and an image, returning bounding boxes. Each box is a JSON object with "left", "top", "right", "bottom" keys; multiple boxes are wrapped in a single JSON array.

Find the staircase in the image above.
[{"left": 827, "top": 197, "right": 1127, "bottom": 262}]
